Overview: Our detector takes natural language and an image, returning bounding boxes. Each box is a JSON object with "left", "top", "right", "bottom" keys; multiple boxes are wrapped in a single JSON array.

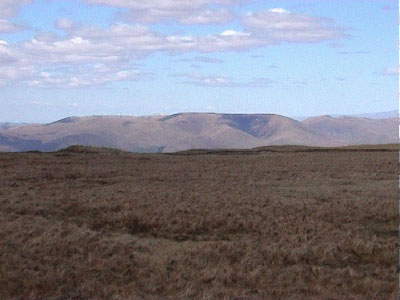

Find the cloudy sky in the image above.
[{"left": 0, "top": 0, "right": 397, "bottom": 123}]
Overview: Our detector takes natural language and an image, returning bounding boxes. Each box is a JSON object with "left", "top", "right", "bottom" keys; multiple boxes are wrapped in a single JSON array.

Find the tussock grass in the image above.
[{"left": 0, "top": 145, "right": 398, "bottom": 299}]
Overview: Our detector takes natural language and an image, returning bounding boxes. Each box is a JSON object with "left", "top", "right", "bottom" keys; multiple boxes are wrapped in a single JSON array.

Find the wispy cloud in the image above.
[
  {"left": 83, "top": 0, "right": 236, "bottom": 24},
  {"left": 121, "top": 7, "right": 232, "bottom": 25},
  {"left": 173, "top": 56, "right": 223, "bottom": 64},
  {"left": 171, "top": 73, "right": 234, "bottom": 87},
  {"left": 246, "top": 77, "right": 276, "bottom": 87},
  {"left": 380, "top": 67, "right": 398, "bottom": 76},
  {"left": 0, "top": 0, "right": 31, "bottom": 33},
  {"left": 243, "top": 8, "right": 347, "bottom": 43},
  {"left": 27, "top": 65, "right": 147, "bottom": 88},
  {"left": 25, "top": 100, "right": 79, "bottom": 108},
  {"left": 382, "top": 5, "right": 395, "bottom": 11},
  {"left": 328, "top": 42, "right": 344, "bottom": 48},
  {"left": 0, "top": 19, "right": 21, "bottom": 33},
  {"left": 172, "top": 73, "right": 275, "bottom": 88},
  {"left": 55, "top": 18, "right": 76, "bottom": 30},
  {"left": 0, "top": 0, "right": 32, "bottom": 18},
  {"left": 336, "top": 51, "right": 368, "bottom": 55}
]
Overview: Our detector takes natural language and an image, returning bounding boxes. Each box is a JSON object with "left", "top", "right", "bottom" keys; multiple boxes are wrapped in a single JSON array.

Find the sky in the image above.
[{"left": 0, "top": 0, "right": 398, "bottom": 123}]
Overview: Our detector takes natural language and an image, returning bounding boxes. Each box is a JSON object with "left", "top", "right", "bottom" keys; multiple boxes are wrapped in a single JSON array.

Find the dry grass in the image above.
[{"left": 0, "top": 144, "right": 398, "bottom": 300}]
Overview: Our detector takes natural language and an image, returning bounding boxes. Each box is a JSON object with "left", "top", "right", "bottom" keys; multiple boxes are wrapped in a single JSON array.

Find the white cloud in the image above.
[
  {"left": 0, "top": 36, "right": 148, "bottom": 88},
  {"left": 0, "top": 19, "right": 21, "bottom": 33},
  {"left": 0, "top": 41, "right": 35, "bottom": 85},
  {"left": 22, "top": 34, "right": 123, "bottom": 64},
  {"left": 196, "top": 31, "right": 262, "bottom": 52},
  {"left": 0, "top": 1, "right": 31, "bottom": 33},
  {"left": 55, "top": 18, "right": 75, "bottom": 30},
  {"left": 0, "top": 0, "right": 32, "bottom": 18},
  {"left": 27, "top": 66, "right": 143, "bottom": 88},
  {"left": 123, "top": 7, "right": 232, "bottom": 24},
  {"left": 84, "top": 0, "right": 236, "bottom": 10},
  {"left": 197, "top": 75, "right": 232, "bottom": 86},
  {"left": 179, "top": 74, "right": 235, "bottom": 87},
  {"left": 221, "top": 30, "right": 250, "bottom": 37},
  {"left": 268, "top": 8, "right": 289, "bottom": 14},
  {"left": 179, "top": 9, "right": 232, "bottom": 25},
  {"left": 25, "top": 23, "right": 261, "bottom": 59},
  {"left": 0, "top": 6, "right": 346, "bottom": 88},
  {"left": 82, "top": 0, "right": 238, "bottom": 24},
  {"left": 243, "top": 9, "right": 346, "bottom": 43}
]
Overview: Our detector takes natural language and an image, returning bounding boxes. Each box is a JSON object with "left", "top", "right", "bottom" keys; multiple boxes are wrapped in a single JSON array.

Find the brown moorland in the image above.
[{"left": 0, "top": 144, "right": 398, "bottom": 300}]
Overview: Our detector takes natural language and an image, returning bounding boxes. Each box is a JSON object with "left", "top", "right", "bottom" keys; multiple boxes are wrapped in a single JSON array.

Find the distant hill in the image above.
[
  {"left": 303, "top": 115, "right": 397, "bottom": 145},
  {"left": 332, "top": 110, "right": 398, "bottom": 119},
  {"left": 293, "top": 110, "right": 397, "bottom": 121},
  {"left": 0, "top": 113, "right": 398, "bottom": 152},
  {"left": 0, "top": 122, "right": 30, "bottom": 130}
]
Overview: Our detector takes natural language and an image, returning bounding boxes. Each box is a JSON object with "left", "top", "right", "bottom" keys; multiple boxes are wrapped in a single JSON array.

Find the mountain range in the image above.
[
  {"left": 292, "top": 110, "right": 398, "bottom": 121},
  {"left": 0, "top": 113, "right": 398, "bottom": 152}
]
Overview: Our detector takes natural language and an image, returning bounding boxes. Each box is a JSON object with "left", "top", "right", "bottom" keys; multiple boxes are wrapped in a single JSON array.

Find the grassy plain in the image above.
[{"left": 0, "top": 144, "right": 398, "bottom": 299}]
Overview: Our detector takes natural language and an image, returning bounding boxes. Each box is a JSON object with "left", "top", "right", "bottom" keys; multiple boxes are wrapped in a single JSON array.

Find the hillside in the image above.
[
  {"left": 303, "top": 115, "right": 397, "bottom": 145},
  {"left": 0, "top": 113, "right": 397, "bottom": 152}
]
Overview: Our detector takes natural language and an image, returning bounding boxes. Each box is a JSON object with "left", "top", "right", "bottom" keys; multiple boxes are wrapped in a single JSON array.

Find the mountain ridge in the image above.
[{"left": 0, "top": 113, "right": 397, "bottom": 152}]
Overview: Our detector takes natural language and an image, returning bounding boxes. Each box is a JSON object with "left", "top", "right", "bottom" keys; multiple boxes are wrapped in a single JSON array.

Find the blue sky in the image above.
[{"left": 0, "top": 0, "right": 397, "bottom": 123}]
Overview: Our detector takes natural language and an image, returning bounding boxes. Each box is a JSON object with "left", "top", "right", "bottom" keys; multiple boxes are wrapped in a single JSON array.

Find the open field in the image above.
[{"left": 0, "top": 144, "right": 398, "bottom": 300}]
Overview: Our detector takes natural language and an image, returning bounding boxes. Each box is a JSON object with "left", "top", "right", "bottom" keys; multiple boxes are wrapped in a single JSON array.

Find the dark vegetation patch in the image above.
[
  {"left": 222, "top": 114, "right": 276, "bottom": 138},
  {"left": 0, "top": 133, "right": 59, "bottom": 152},
  {"left": 48, "top": 117, "right": 80, "bottom": 125},
  {"left": 159, "top": 113, "right": 184, "bottom": 122}
]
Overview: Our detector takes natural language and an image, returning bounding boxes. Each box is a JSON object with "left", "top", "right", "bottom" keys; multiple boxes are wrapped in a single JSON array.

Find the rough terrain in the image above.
[{"left": 0, "top": 144, "right": 398, "bottom": 299}]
